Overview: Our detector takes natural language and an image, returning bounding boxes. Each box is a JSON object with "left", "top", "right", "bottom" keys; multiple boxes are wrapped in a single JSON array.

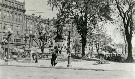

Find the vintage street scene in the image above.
[{"left": 0, "top": 0, "right": 135, "bottom": 79}]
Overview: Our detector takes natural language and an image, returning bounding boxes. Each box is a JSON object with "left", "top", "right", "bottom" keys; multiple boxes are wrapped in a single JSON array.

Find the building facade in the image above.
[{"left": 0, "top": 0, "right": 26, "bottom": 46}]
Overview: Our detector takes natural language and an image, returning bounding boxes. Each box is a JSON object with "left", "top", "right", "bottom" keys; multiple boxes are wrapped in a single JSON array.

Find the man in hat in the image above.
[{"left": 51, "top": 46, "right": 58, "bottom": 66}]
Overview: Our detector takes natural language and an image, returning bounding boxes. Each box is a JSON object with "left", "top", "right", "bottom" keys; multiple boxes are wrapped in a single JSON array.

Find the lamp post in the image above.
[
  {"left": 67, "top": 19, "right": 72, "bottom": 67},
  {"left": 67, "top": 30, "right": 71, "bottom": 67},
  {"left": 5, "top": 28, "right": 13, "bottom": 61}
]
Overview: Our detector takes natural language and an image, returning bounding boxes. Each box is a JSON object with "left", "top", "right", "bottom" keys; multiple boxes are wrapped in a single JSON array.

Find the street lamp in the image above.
[
  {"left": 5, "top": 28, "right": 13, "bottom": 61},
  {"left": 67, "top": 30, "right": 71, "bottom": 67},
  {"left": 67, "top": 19, "right": 72, "bottom": 67}
]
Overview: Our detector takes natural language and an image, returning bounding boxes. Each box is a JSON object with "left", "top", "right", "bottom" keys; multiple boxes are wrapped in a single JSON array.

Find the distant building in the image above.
[{"left": 0, "top": 0, "right": 26, "bottom": 47}]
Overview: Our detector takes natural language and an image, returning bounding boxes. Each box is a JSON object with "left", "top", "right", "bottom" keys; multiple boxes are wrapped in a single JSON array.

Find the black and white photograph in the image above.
[{"left": 0, "top": 0, "right": 135, "bottom": 79}]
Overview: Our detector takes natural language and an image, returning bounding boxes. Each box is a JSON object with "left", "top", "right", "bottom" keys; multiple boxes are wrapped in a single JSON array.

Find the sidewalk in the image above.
[{"left": 0, "top": 59, "right": 135, "bottom": 72}]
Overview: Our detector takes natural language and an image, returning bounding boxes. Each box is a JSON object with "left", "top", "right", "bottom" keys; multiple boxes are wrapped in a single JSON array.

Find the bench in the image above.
[{"left": 38, "top": 53, "right": 51, "bottom": 59}]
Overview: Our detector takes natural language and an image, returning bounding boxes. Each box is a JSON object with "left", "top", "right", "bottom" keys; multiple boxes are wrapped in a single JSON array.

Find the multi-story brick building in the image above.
[
  {"left": 0, "top": 0, "right": 59, "bottom": 57},
  {"left": 0, "top": 0, "right": 26, "bottom": 47}
]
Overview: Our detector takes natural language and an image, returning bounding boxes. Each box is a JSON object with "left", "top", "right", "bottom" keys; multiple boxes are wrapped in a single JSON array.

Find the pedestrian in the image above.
[
  {"left": 35, "top": 55, "right": 38, "bottom": 63},
  {"left": 34, "top": 53, "right": 38, "bottom": 63},
  {"left": 4, "top": 56, "right": 7, "bottom": 62},
  {"left": 32, "top": 53, "right": 35, "bottom": 60},
  {"left": 51, "top": 46, "right": 58, "bottom": 66}
]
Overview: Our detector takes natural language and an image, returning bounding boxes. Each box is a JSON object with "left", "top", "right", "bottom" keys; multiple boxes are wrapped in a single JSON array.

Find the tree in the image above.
[
  {"left": 88, "top": 28, "right": 112, "bottom": 58},
  {"left": 48, "top": 0, "right": 112, "bottom": 57},
  {"left": 32, "top": 16, "right": 49, "bottom": 53},
  {"left": 53, "top": 18, "right": 64, "bottom": 42},
  {"left": 112, "top": 0, "right": 135, "bottom": 62}
]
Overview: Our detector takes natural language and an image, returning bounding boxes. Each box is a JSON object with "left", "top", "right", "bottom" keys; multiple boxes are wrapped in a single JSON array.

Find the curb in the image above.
[{"left": 0, "top": 64, "right": 105, "bottom": 71}]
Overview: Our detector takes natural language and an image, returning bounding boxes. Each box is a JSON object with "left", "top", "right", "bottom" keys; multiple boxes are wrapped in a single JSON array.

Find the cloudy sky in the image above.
[
  {"left": 17, "top": 0, "right": 58, "bottom": 18},
  {"left": 17, "top": 0, "right": 135, "bottom": 47}
]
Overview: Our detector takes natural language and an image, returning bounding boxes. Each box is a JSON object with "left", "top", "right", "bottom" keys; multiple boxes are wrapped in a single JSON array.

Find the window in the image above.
[
  {"left": 3, "top": 0, "right": 6, "bottom": 5},
  {"left": 8, "top": 1, "right": 11, "bottom": 6},
  {"left": 7, "top": 1, "right": 9, "bottom": 6},
  {"left": 20, "top": 15, "right": 22, "bottom": 22},
  {"left": 12, "top": 13, "right": 14, "bottom": 21},
  {"left": 18, "top": 14, "right": 21, "bottom": 22},
  {"left": 15, "top": 13, "right": 17, "bottom": 21},
  {"left": 3, "top": 24, "right": 6, "bottom": 30},
  {"left": 21, "top": 5, "right": 23, "bottom": 9},
  {"left": 3, "top": 11, "right": 8, "bottom": 20},
  {"left": 18, "top": 4, "right": 20, "bottom": 9},
  {"left": 15, "top": 3, "right": 17, "bottom": 8},
  {"left": 9, "top": 12, "right": 12, "bottom": 20},
  {"left": 15, "top": 39, "right": 21, "bottom": 42},
  {"left": 17, "top": 14, "right": 19, "bottom": 22},
  {"left": 0, "top": 9, "right": 1, "bottom": 19},
  {"left": 3, "top": 10, "right": 7, "bottom": 19},
  {"left": 10, "top": 24, "right": 13, "bottom": 30},
  {"left": 0, "top": 23, "right": 2, "bottom": 30},
  {"left": 7, "top": 11, "right": 10, "bottom": 20},
  {"left": 16, "top": 31, "right": 18, "bottom": 35},
  {"left": 11, "top": 2, "right": 13, "bottom": 6}
]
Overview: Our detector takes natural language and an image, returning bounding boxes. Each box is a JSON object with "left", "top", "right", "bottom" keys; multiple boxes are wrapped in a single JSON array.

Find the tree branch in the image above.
[
  {"left": 33, "top": 38, "right": 40, "bottom": 48},
  {"left": 129, "top": 12, "right": 133, "bottom": 36},
  {"left": 115, "top": 0, "right": 125, "bottom": 19},
  {"left": 39, "top": 39, "right": 42, "bottom": 47}
]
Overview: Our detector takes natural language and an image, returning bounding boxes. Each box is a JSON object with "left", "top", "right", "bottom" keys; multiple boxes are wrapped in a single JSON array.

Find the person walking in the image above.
[
  {"left": 35, "top": 54, "right": 38, "bottom": 63},
  {"left": 51, "top": 46, "right": 58, "bottom": 66},
  {"left": 32, "top": 53, "right": 35, "bottom": 61}
]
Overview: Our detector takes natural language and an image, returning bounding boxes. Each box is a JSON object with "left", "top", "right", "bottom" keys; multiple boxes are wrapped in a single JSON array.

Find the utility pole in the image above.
[
  {"left": 6, "top": 31, "right": 12, "bottom": 62},
  {"left": 67, "top": 19, "right": 73, "bottom": 67},
  {"left": 7, "top": 37, "right": 9, "bottom": 60},
  {"left": 67, "top": 31, "right": 71, "bottom": 67}
]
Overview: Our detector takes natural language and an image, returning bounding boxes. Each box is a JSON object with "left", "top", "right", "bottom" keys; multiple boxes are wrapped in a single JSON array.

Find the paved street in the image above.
[{"left": 0, "top": 66, "right": 134, "bottom": 79}]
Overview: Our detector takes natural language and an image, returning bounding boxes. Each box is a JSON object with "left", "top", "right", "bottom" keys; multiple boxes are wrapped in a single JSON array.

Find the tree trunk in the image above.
[
  {"left": 75, "top": 45, "right": 77, "bottom": 54},
  {"left": 41, "top": 43, "right": 45, "bottom": 53},
  {"left": 81, "top": 36, "right": 86, "bottom": 57},
  {"left": 125, "top": 44, "right": 127, "bottom": 54},
  {"left": 124, "top": 35, "right": 127, "bottom": 54},
  {"left": 126, "top": 36, "right": 133, "bottom": 62},
  {"left": 81, "top": 0, "right": 88, "bottom": 58},
  {"left": 95, "top": 43, "right": 100, "bottom": 59}
]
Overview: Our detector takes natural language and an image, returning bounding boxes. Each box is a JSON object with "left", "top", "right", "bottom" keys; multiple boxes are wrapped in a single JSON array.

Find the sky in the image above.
[
  {"left": 17, "top": 0, "right": 58, "bottom": 19},
  {"left": 17, "top": 0, "right": 135, "bottom": 47}
]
